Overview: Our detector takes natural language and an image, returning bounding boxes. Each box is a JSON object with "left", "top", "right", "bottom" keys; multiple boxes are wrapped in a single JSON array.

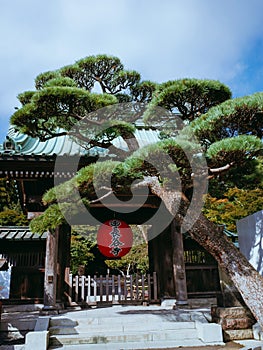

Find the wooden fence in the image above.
[{"left": 68, "top": 272, "right": 158, "bottom": 305}]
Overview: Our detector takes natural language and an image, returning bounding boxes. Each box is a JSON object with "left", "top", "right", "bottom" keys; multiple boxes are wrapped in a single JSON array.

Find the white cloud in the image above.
[{"left": 1, "top": 0, "right": 263, "bottom": 141}]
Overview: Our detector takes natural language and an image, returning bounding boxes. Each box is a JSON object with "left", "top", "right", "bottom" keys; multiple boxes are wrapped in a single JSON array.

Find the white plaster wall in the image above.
[{"left": 237, "top": 210, "right": 263, "bottom": 275}]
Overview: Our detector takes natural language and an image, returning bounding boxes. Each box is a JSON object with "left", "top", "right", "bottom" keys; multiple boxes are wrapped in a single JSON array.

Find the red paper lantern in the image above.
[{"left": 97, "top": 219, "right": 133, "bottom": 258}]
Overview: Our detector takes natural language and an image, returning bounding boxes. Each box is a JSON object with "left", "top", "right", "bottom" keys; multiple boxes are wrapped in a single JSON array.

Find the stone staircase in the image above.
[{"left": 47, "top": 305, "right": 224, "bottom": 349}]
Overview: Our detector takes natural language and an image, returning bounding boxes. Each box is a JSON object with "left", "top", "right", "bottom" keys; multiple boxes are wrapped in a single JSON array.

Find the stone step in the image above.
[
  {"left": 48, "top": 338, "right": 209, "bottom": 349},
  {"left": 0, "top": 319, "right": 36, "bottom": 332},
  {"left": 49, "top": 328, "right": 198, "bottom": 346},
  {"left": 49, "top": 322, "right": 195, "bottom": 335},
  {"left": 49, "top": 317, "right": 78, "bottom": 327},
  {"left": 48, "top": 306, "right": 224, "bottom": 348},
  {"left": 0, "top": 345, "right": 25, "bottom": 350},
  {"left": 50, "top": 315, "right": 189, "bottom": 326},
  {"left": 49, "top": 312, "right": 205, "bottom": 326},
  {"left": 49, "top": 323, "right": 195, "bottom": 335},
  {"left": 49, "top": 320, "right": 196, "bottom": 335}
]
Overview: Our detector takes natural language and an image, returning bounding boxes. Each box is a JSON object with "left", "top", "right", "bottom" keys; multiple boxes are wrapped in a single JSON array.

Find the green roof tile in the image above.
[
  {"left": 0, "top": 226, "right": 47, "bottom": 240},
  {"left": 0, "top": 126, "right": 160, "bottom": 157}
]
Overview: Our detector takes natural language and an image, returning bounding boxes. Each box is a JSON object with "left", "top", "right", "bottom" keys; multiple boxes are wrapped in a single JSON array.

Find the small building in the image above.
[{"left": 0, "top": 227, "right": 46, "bottom": 300}]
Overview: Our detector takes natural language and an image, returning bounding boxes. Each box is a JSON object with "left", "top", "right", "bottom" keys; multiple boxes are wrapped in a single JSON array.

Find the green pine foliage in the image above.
[
  {"left": 29, "top": 204, "right": 66, "bottom": 233},
  {"left": 10, "top": 54, "right": 262, "bottom": 256},
  {"left": 144, "top": 78, "right": 231, "bottom": 124},
  {"left": 43, "top": 77, "right": 77, "bottom": 88},
  {"left": 191, "top": 92, "right": 263, "bottom": 141},
  {"left": 206, "top": 135, "right": 262, "bottom": 166}
]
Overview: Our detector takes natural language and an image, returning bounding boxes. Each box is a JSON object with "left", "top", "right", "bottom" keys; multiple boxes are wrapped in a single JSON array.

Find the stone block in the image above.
[
  {"left": 211, "top": 306, "right": 255, "bottom": 320},
  {"left": 223, "top": 328, "right": 253, "bottom": 341},
  {"left": 213, "top": 316, "right": 255, "bottom": 330},
  {"left": 2, "top": 304, "right": 43, "bottom": 313},
  {"left": 190, "top": 311, "right": 209, "bottom": 323},
  {"left": 196, "top": 321, "right": 224, "bottom": 344},
  {"left": 161, "top": 298, "right": 176, "bottom": 308},
  {"left": 34, "top": 316, "right": 50, "bottom": 331},
  {"left": 25, "top": 330, "right": 49, "bottom": 350}
]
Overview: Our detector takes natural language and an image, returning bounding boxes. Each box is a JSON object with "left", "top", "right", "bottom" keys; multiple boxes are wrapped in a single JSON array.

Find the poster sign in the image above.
[{"left": 97, "top": 219, "right": 133, "bottom": 258}]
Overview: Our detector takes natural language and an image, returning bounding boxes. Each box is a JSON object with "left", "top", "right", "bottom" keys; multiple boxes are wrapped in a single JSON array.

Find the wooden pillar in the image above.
[
  {"left": 57, "top": 223, "right": 71, "bottom": 305},
  {"left": 148, "top": 225, "right": 175, "bottom": 299},
  {"left": 171, "top": 219, "right": 188, "bottom": 305},
  {"left": 43, "top": 228, "right": 59, "bottom": 309}
]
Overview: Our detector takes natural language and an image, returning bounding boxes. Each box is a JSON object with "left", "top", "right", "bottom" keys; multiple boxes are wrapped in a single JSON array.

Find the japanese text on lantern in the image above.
[{"left": 109, "top": 220, "right": 124, "bottom": 256}]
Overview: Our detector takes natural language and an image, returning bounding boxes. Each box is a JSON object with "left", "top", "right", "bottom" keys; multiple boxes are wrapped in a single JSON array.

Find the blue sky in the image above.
[{"left": 0, "top": 0, "right": 263, "bottom": 142}]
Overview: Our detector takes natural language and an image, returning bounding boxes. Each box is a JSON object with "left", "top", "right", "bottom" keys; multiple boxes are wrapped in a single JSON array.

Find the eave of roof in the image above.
[
  {"left": 0, "top": 126, "right": 160, "bottom": 158},
  {"left": 0, "top": 226, "right": 47, "bottom": 240}
]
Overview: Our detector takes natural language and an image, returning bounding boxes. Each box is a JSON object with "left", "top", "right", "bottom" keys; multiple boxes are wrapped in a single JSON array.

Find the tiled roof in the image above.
[
  {"left": 0, "top": 226, "right": 47, "bottom": 240},
  {"left": 0, "top": 126, "right": 160, "bottom": 157}
]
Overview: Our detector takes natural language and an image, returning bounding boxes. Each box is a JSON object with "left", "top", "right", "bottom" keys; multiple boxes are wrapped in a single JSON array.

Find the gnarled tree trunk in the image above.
[
  {"left": 188, "top": 213, "right": 263, "bottom": 328},
  {"left": 143, "top": 176, "right": 263, "bottom": 329}
]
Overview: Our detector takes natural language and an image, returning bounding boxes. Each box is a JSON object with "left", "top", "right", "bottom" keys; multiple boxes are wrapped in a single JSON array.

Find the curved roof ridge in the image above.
[
  {"left": 7, "top": 127, "right": 49, "bottom": 155},
  {"left": 3, "top": 125, "right": 160, "bottom": 157}
]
